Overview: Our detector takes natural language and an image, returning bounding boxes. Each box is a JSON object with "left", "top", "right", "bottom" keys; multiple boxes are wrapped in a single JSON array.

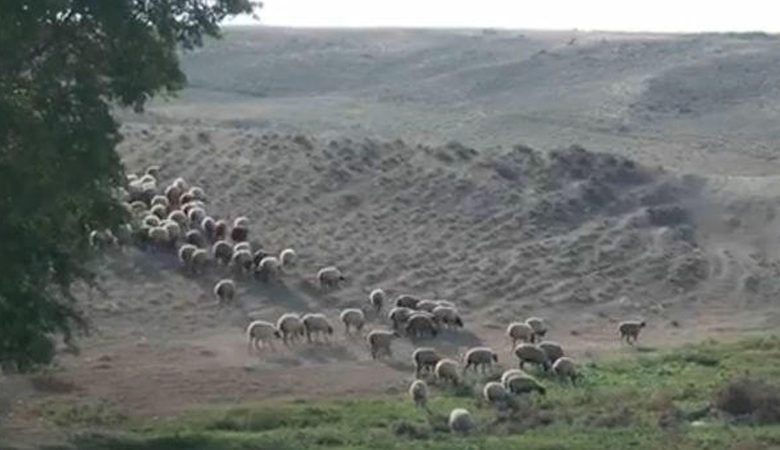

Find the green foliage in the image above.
[{"left": 0, "top": 0, "right": 258, "bottom": 371}]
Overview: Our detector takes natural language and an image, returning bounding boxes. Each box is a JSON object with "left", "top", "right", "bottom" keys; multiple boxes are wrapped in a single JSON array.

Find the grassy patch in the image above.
[{"left": 58, "top": 336, "right": 780, "bottom": 449}]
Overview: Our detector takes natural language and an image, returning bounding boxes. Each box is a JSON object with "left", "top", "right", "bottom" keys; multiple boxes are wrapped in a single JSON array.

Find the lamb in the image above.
[
  {"left": 507, "top": 322, "right": 535, "bottom": 347},
  {"left": 538, "top": 341, "right": 565, "bottom": 364},
  {"left": 187, "top": 207, "right": 207, "bottom": 226},
  {"left": 464, "top": 347, "right": 498, "bottom": 373},
  {"left": 434, "top": 358, "right": 460, "bottom": 385},
  {"left": 448, "top": 408, "right": 475, "bottom": 434},
  {"left": 317, "top": 266, "right": 346, "bottom": 289},
  {"left": 514, "top": 343, "right": 551, "bottom": 372},
  {"left": 185, "top": 229, "right": 207, "bottom": 248},
  {"left": 409, "top": 379, "right": 429, "bottom": 410},
  {"left": 500, "top": 369, "right": 529, "bottom": 386},
  {"left": 339, "top": 308, "right": 366, "bottom": 335},
  {"left": 276, "top": 313, "right": 305, "bottom": 344},
  {"left": 369, "top": 288, "right": 386, "bottom": 313},
  {"left": 367, "top": 329, "right": 399, "bottom": 359},
  {"left": 212, "top": 240, "right": 233, "bottom": 265},
  {"left": 230, "top": 249, "right": 253, "bottom": 272},
  {"left": 167, "top": 210, "right": 188, "bottom": 227},
  {"left": 279, "top": 248, "right": 297, "bottom": 270},
  {"left": 525, "top": 317, "right": 548, "bottom": 342},
  {"left": 178, "top": 244, "right": 198, "bottom": 266},
  {"left": 302, "top": 313, "right": 334, "bottom": 343},
  {"left": 395, "top": 294, "right": 420, "bottom": 309},
  {"left": 405, "top": 314, "right": 439, "bottom": 339},
  {"left": 189, "top": 249, "right": 209, "bottom": 274},
  {"left": 388, "top": 307, "right": 413, "bottom": 330},
  {"left": 246, "top": 320, "right": 281, "bottom": 353},
  {"left": 214, "top": 220, "right": 228, "bottom": 241},
  {"left": 233, "top": 216, "right": 249, "bottom": 228},
  {"left": 432, "top": 306, "right": 463, "bottom": 329},
  {"left": 213, "top": 279, "right": 236, "bottom": 305},
  {"left": 256, "top": 256, "right": 281, "bottom": 281},
  {"left": 483, "top": 381, "right": 512, "bottom": 408},
  {"left": 230, "top": 225, "right": 249, "bottom": 243},
  {"left": 412, "top": 347, "right": 441, "bottom": 376},
  {"left": 161, "top": 220, "right": 181, "bottom": 242},
  {"left": 552, "top": 356, "right": 578, "bottom": 384},
  {"left": 618, "top": 320, "right": 646, "bottom": 344},
  {"left": 503, "top": 373, "right": 546, "bottom": 396}
]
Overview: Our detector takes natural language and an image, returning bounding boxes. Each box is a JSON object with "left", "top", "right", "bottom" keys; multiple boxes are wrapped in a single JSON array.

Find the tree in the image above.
[{"left": 0, "top": 0, "right": 259, "bottom": 371}]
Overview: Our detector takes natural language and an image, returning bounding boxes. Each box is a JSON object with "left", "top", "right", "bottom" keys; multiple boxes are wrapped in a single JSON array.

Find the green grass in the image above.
[{"left": 45, "top": 336, "right": 780, "bottom": 450}]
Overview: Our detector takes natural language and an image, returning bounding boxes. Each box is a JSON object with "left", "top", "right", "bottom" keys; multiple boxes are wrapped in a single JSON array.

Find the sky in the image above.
[{"left": 228, "top": 0, "right": 780, "bottom": 33}]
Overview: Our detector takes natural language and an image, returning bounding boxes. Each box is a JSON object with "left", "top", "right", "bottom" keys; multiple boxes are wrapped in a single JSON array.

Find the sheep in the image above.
[
  {"left": 129, "top": 200, "right": 148, "bottom": 215},
  {"left": 201, "top": 216, "right": 216, "bottom": 240},
  {"left": 416, "top": 299, "right": 439, "bottom": 313},
  {"left": 412, "top": 347, "right": 441, "bottom": 376},
  {"left": 165, "top": 184, "right": 182, "bottom": 206},
  {"left": 483, "top": 381, "right": 512, "bottom": 409},
  {"left": 178, "top": 244, "right": 198, "bottom": 265},
  {"left": 432, "top": 306, "right": 463, "bottom": 329},
  {"left": 189, "top": 249, "right": 209, "bottom": 274},
  {"left": 148, "top": 226, "right": 170, "bottom": 248},
  {"left": 276, "top": 313, "right": 305, "bottom": 344},
  {"left": 212, "top": 240, "right": 233, "bottom": 265},
  {"left": 230, "top": 225, "right": 249, "bottom": 243},
  {"left": 279, "top": 248, "right": 297, "bottom": 270},
  {"left": 145, "top": 165, "right": 160, "bottom": 178},
  {"left": 126, "top": 173, "right": 138, "bottom": 183},
  {"left": 525, "top": 317, "right": 548, "bottom": 342},
  {"left": 436, "top": 299, "right": 456, "bottom": 309},
  {"left": 181, "top": 200, "right": 204, "bottom": 216},
  {"left": 115, "top": 224, "right": 133, "bottom": 246},
  {"left": 172, "top": 177, "right": 188, "bottom": 191},
  {"left": 405, "top": 314, "right": 439, "bottom": 339},
  {"left": 369, "top": 288, "right": 386, "bottom": 313},
  {"left": 184, "top": 230, "right": 206, "bottom": 248},
  {"left": 388, "top": 307, "right": 413, "bottom": 330},
  {"left": 167, "top": 210, "right": 188, "bottom": 227},
  {"left": 503, "top": 373, "right": 546, "bottom": 396},
  {"left": 302, "top": 313, "right": 334, "bottom": 343},
  {"left": 138, "top": 173, "right": 156, "bottom": 185},
  {"left": 88, "top": 230, "right": 116, "bottom": 249},
  {"left": 247, "top": 320, "right": 281, "bottom": 352},
  {"left": 367, "top": 329, "right": 399, "bottom": 359},
  {"left": 339, "top": 308, "right": 366, "bottom": 335},
  {"left": 179, "top": 192, "right": 194, "bottom": 207},
  {"left": 256, "top": 256, "right": 281, "bottom": 281},
  {"left": 213, "top": 279, "right": 236, "bottom": 305},
  {"left": 142, "top": 214, "right": 161, "bottom": 228},
  {"left": 395, "top": 294, "right": 420, "bottom": 309},
  {"left": 618, "top": 320, "right": 646, "bottom": 344},
  {"left": 233, "top": 216, "right": 249, "bottom": 228},
  {"left": 231, "top": 249, "right": 253, "bottom": 272},
  {"left": 507, "top": 322, "right": 535, "bottom": 347},
  {"left": 434, "top": 358, "right": 460, "bottom": 385},
  {"left": 188, "top": 207, "right": 207, "bottom": 226},
  {"left": 188, "top": 186, "right": 206, "bottom": 201},
  {"left": 214, "top": 220, "right": 228, "bottom": 241},
  {"left": 538, "top": 341, "right": 564, "bottom": 364},
  {"left": 252, "top": 249, "right": 271, "bottom": 268},
  {"left": 552, "top": 356, "right": 578, "bottom": 384},
  {"left": 514, "top": 343, "right": 551, "bottom": 372},
  {"left": 234, "top": 242, "right": 251, "bottom": 253},
  {"left": 150, "top": 204, "right": 168, "bottom": 220},
  {"left": 464, "top": 347, "right": 498, "bottom": 373},
  {"left": 448, "top": 408, "right": 475, "bottom": 434},
  {"left": 317, "top": 266, "right": 346, "bottom": 289},
  {"left": 150, "top": 195, "right": 169, "bottom": 209},
  {"left": 500, "top": 369, "right": 529, "bottom": 386},
  {"left": 409, "top": 379, "right": 429, "bottom": 410},
  {"left": 160, "top": 221, "right": 181, "bottom": 245}
]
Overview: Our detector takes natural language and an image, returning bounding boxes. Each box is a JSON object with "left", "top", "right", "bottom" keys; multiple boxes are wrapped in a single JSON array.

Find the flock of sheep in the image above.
[{"left": 90, "top": 165, "right": 649, "bottom": 435}]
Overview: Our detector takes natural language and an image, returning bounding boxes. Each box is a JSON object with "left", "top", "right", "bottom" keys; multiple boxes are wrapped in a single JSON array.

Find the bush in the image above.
[{"left": 714, "top": 378, "right": 780, "bottom": 424}]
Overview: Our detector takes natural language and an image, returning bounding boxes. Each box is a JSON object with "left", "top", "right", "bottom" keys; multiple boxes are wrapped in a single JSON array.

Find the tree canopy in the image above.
[{"left": 0, "top": 0, "right": 258, "bottom": 371}]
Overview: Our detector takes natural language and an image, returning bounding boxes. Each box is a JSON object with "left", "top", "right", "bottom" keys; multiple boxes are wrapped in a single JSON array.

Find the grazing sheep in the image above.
[
  {"left": 514, "top": 343, "right": 551, "bottom": 372},
  {"left": 525, "top": 317, "right": 548, "bottom": 342},
  {"left": 138, "top": 173, "right": 156, "bottom": 185},
  {"left": 167, "top": 210, "right": 188, "bottom": 227},
  {"left": 434, "top": 358, "right": 460, "bottom": 385},
  {"left": 142, "top": 214, "right": 161, "bottom": 228},
  {"left": 189, "top": 249, "right": 209, "bottom": 273},
  {"left": 212, "top": 240, "right": 233, "bottom": 265},
  {"left": 145, "top": 165, "right": 160, "bottom": 178},
  {"left": 448, "top": 409, "right": 475, "bottom": 434},
  {"left": 412, "top": 347, "right": 441, "bottom": 376},
  {"left": 181, "top": 200, "right": 205, "bottom": 216},
  {"left": 507, "top": 322, "right": 535, "bottom": 347},
  {"left": 213, "top": 279, "right": 236, "bottom": 305},
  {"left": 538, "top": 341, "right": 564, "bottom": 364},
  {"left": 172, "top": 177, "right": 188, "bottom": 191},
  {"left": 367, "top": 329, "right": 399, "bottom": 359},
  {"left": 279, "top": 248, "right": 297, "bottom": 270},
  {"left": 233, "top": 216, "right": 249, "bottom": 228},
  {"left": 552, "top": 356, "right": 578, "bottom": 383},
  {"left": 464, "top": 347, "right": 498, "bottom": 373},
  {"left": 500, "top": 369, "right": 529, "bottom": 386},
  {"left": 129, "top": 200, "right": 148, "bottom": 214},
  {"left": 339, "top": 309, "right": 366, "bottom": 334},
  {"left": 234, "top": 242, "right": 251, "bottom": 253},
  {"left": 257, "top": 256, "right": 281, "bottom": 281},
  {"left": 395, "top": 294, "right": 420, "bottom": 309},
  {"left": 416, "top": 299, "right": 439, "bottom": 313},
  {"left": 388, "top": 307, "right": 413, "bottom": 330},
  {"left": 483, "top": 381, "right": 512, "bottom": 408},
  {"left": 276, "top": 313, "right": 305, "bottom": 344},
  {"left": 369, "top": 288, "right": 386, "bottom": 313},
  {"left": 126, "top": 173, "right": 138, "bottom": 183},
  {"left": 150, "top": 195, "right": 169, "bottom": 209},
  {"left": 317, "top": 266, "right": 346, "bottom": 289},
  {"left": 432, "top": 306, "right": 463, "bottom": 329},
  {"left": 201, "top": 217, "right": 216, "bottom": 240},
  {"left": 503, "top": 373, "right": 546, "bottom": 396},
  {"left": 188, "top": 207, "right": 206, "bottom": 226},
  {"left": 178, "top": 244, "right": 198, "bottom": 266},
  {"left": 231, "top": 249, "right": 254, "bottom": 272},
  {"left": 230, "top": 225, "right": 249, "bottom": 243},
  {"left": 409, "top": 379, "right": 429, "bottom": 410},
  {"left": 247, "top": 320, "right": 281, "bottom": 352},
  {"left": 148, "top": 226, "right": 170, "bottom": 248},
  {"left": 405, "top": 314, "right": 439, "bottom": 339},
  {"left": 214, "top": 220, "right": 228, "bottom": 241},
  {"left": 252, "top": 249, "right": 271, "bottom": 268},
  {"left": 162, "top": 220, "right": 181, "bottom": 243},
  {"left": 165, "top": 184, "right": 182, "bottom": 206},
  {"left": 618, "top": 320, "right": 646, "bottom": 344},
  {"left": 150, "top": 204, "right": 168, "bottom": 220},
  {"left": 179, "top": 192, "right": 194, "bottom": 207},
  {"left": 302, "top": 313, "right": 334, "bottom": 343},
  {"left": 436, "top": 300, "right": 456, "bottom": 309},
  {"left": 88, "top": 230, "right": 116, "bottom": 249},
  {"left": 185, "top": 229, "right": 207, "bottom": 248},
  {"left": 188, "top": 186, "right": 206, "bottom": 201}
]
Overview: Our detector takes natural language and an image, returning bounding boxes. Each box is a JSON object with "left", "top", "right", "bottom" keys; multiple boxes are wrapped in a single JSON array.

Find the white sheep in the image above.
[
  {"left": 514, "top": 343, "right": 551, "bottom": 372},
  {"left": 525, "top": 317, "right": 548, "bottom": 342},
  {"left": 538, "top": 341, "right": 564, "bottom": 364},
  {"left": 409, "top": 379, "right": 429, "bottom": 410},
  {"left": 388, "top": 306, "right": 413, "bottom": 330},
  {"left": 618, "top": 320, "right": 646, "bottom": 344},
  {"left": 339, "top": 308, "right": 366, "bottom": 335},
  {"left": 448, "top": 408, "right": 475, "bottom": 434},
  {"left": 231, "top": 249, "right": 253, "bottom": 272},
  {"left": 142, "top": 214, "right": 161, "bottom": 228},
  {"left": 188, "top": 186, "right": 206, "bottom": 201},
  {"left": 150, "top": 204, "right": 168, "bottom": 219},
  {"left": 412, "top": 347, "right": 441, "bottom": 376},
  {"left": 172, "top": 177, "right": 188, "bottom": 192},
  {"left": 148, "top": 226, "right": 170, "bottom": 248},
  {"left": 463, "top": 347, "right": 498, "bottom": 373},
  {"left": 279, "top": 248, "right": 297, "bottom": 270},
  {"left": 185, "top": 229, "right": 207, "bottom": 248},
  {"left": 436, "top": 300, "right": 456, "bottom": 309},
  {"left": 317, "top": 266, "right": 346, "bottom": 289},
  {"left": 145, "top": 165, "right": 160, "bottom": 178},
  {"left": 188, "top": 207, "right": 206, "bottom": 226},
  {"left": 405, "top": 314, "right": 439, "bottom": 339},
  {"left": 233, "top": 216, "right": 249, "bottom": 228},
  {"left": 214, "top": 279, "right": 236, "bottom": 305},
  {"left": 302, "top": 313, "right": 334, "bottom": 343},
  {"left": 483, "top": 381, "right": 512, "bottom": 408},
  {"left": 507, "top": 322, "right": 535, "bottom": 347},
  {"left": 212, "top": 240, "right": 233, "bottom": 265},
  {"left": 434, "top": 358, "right": 460, "bottom": 385},
  {"left": 276, "top": 313, "right": 305, "bottom": 344},
  {"left": 552, "top": 356, "right": 578, "bottom": 384},
  {"left": 151, "top": 195, "right": 169, "bottom": 209},
  {"left": 369, "top": 288, "right": 386, "bottom": 313},
  {"left": 395, "top": 294, "right": 420, "bottom": 309},
  {"left": 162, "top": 220, "right": 181, "bottom": 243},
  {"left": 165, "top": 184, "right": 182, "bottom": 206},
  {"left": 416, "top": 299, "right": 439, "bottom": 313},
  {"left": 234, "top": 242, "right": 251, "bottom": 253},
  {"left": 246, "top": 320, "right": 281, "bottom": 353},
  {"left": 257, "top": 256, "right": 282, "bottom": 282},
  {"left": 201, "top": 216, "right": 216, "bottom": 240},
  {"left": 167, "top": 210, "right": 188, "bottom": 227},
  {"left": 503, "top": 373, "right": 546, "bottom": 396},
  {"left": 500, "top": 369, "right": 529, "bottom": 386},
  {"left": 432, "top": 306, "right": 463, "bottom": 329},
  {"left": 178, "top": 244, "right": 198, "bottom": 266},
  {"left": 367, "top": 329, "right": 399, "bottom": 359},
  {"left": 189, "top": 249, "right": 209, "bottom": 273}
]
